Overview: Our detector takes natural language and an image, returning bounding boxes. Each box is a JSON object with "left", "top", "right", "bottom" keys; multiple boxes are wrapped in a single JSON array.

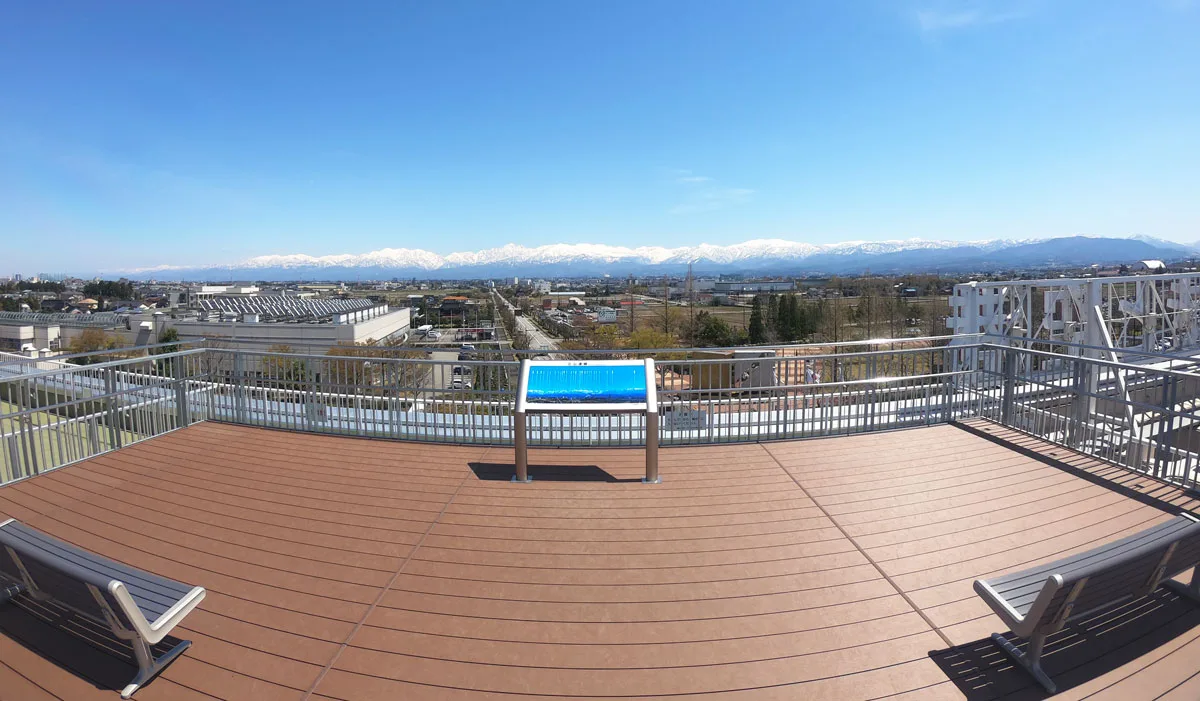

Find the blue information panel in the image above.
[{"left": 526, "top": 364, "right": 647, "bottom": 403}]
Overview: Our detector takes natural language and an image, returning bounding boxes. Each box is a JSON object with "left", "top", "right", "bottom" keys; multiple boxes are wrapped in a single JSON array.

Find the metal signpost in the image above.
[{"left": 513, "top": 358, "right": 659, "bottom": 483}]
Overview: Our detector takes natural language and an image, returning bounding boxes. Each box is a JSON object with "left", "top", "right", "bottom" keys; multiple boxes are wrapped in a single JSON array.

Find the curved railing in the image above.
[{"left": 4, "top": 337, "right": 1200, "bottom": 494}]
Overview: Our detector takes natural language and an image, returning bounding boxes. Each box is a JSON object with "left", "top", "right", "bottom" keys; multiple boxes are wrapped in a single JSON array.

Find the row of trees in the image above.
[
  {"left": 83, "top": 280, "right": 135, "bottom": 299},
  {"left": 0, "top": 281, "right": 65, "bottom": 293},
  {"left": 747, "top": 293, "right": 945, "bottom": 345}
]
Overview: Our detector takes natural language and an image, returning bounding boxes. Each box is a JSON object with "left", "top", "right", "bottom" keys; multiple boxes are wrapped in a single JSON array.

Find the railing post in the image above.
[
  {"left": 19, "top": 378, "right": 39, "bottom": 478},
  {"left": 6, "top": 434, "right": 20, "bottom": 482},
  {"left": 104, "top": 366, "right": 122, "bottom": 450},
  {"left": 1154, "top": 375, "right": 1179, "bottom": 480},
  {"left": 233, "top": 351, "right": 248, "bottom": 425},
  {"left": 1000, "top": 347, "right": 1016, "bottom": 426},
  {"left": 1068, "top": 357, "right": 1090, "bottom": 449},
  {"left": 173, "top": 355, "right": 190, "bottom": 429},
  {"left": 942, "top": 348, "right": 955, "bottom": 422}
]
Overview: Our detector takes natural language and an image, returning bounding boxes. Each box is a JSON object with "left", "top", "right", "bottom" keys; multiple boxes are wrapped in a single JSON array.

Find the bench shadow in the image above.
[
  {"left": 929, "top": 588, "right": 1200, "bottom": 700},
  {"left": 0, "top": 594, "right": 182, "bottom": 695},
  {"left": 468, "top": 462, "right": 642, "bottom": 483}
]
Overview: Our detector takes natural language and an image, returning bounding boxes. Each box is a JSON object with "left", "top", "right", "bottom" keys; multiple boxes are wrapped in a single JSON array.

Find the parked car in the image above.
[
  {"left": 452, "top": 365, "right": 470, "bottom": 376},
  {"left": 460, "top": 343, "right": 476, "bottom": 351},
  {"left": 449, "top": 379, "right": 473, "bottom": 390},
  {"left": 426, "top": 330, "right": 441, "bottom": 340}
]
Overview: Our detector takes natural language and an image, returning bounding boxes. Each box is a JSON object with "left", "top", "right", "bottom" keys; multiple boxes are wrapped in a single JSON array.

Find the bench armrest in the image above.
[
  {"left": 974, "top": 579, "right": 1027, "bottom": 629},
  {"left": 974, "top": 574, "right": 1064, "bottom": 638},
  {"left": 110, "top": 582, "right": 207, "bottom": 645}
]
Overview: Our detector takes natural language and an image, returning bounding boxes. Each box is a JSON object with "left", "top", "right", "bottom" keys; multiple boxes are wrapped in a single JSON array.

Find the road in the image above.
[
  {"left": 493, "top": 291, "right": 560, "bottom": 353},
  {"left": 429, "top": 350, "right": 461, "bottom": 389}
]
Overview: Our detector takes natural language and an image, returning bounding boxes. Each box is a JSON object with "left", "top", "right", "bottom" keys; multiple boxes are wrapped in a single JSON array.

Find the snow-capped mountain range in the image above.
[{"left": 120, "top": 235, "right": 1198, "bottom": 280}]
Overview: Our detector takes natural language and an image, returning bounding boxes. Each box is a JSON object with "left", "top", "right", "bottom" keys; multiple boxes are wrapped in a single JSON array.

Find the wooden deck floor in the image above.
[{"left": 2, "top": 421, "right": 1200, "bottom": 700}]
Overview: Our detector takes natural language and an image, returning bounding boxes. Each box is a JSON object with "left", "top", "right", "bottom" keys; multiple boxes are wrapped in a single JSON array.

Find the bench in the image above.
[
  {"left": 973, "top": 512, "right": 1200, "bottom": 693},
  {"left": 0, "top": 518, "right": 206, "bottom": 698}
]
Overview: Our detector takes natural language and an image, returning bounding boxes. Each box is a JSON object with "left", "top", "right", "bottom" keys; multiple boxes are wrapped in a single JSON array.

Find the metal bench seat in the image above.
[
  {"left": 0, "top": 518, "right": 206, "bottom": 698},
  {"left": 974, "top": 513, "right": 1200, "bottom": 694}
]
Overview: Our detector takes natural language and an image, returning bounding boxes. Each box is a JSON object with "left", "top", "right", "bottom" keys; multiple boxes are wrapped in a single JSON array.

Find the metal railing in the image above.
[
  {"left": 1, "top": 349, "right": 211, "bottom": 484},
  {"left": 3, "top": 338, "right": 1200, "bottom": 492},
  {"left": 972, "top": 344, "right": 1200, "bottom": 492}
]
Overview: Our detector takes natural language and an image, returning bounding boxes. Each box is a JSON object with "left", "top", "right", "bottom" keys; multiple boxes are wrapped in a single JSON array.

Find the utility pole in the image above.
[
  {"left": 627, "top": 273, "right": 636, "bottom": 335},
  {"left": 686, "top": 262, "right": 695, "bottom": 339},
  {"left": 662, "top": 276, "right": 671, "bottom": 335}
]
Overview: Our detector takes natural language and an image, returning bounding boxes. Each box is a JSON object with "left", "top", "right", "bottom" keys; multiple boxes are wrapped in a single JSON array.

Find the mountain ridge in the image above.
[{"left": 116, "top": 235, "right": 1197, "bottom": 280}]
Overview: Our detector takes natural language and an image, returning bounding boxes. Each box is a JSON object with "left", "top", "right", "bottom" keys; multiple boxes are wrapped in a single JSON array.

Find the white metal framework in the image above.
[{"left": 948, "top": 273, "right": 1200, "bottom": 356}]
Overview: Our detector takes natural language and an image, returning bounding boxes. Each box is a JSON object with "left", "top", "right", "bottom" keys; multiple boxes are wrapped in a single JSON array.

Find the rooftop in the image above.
[{"left": 3, "top": 420, "right": 1200, "bottom": 700}]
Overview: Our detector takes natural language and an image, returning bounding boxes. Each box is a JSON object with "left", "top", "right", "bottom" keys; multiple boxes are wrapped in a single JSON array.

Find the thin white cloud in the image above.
[
  {"left": 915, "top": 4, "right": 1027, "bottom": 36},
  {"left": 668, "top": 169, "right": 753, "bottom": 214}
]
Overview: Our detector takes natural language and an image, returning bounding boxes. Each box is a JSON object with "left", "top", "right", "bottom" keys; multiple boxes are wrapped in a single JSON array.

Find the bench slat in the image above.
[
  {"left": 0, "top": 522, "right": 196, "bottom": 625},
  {"left": 1002, "top": 555, "right": 1168, "bottom": 617},
  {"left": 988, "top": 517, "right": 1194, "bottom": 592}
]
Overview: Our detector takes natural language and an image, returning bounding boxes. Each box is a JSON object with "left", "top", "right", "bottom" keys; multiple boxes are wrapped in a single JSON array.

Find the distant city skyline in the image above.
[{"left": 3, "top": 1, "right": 1199, "bottom": 272}]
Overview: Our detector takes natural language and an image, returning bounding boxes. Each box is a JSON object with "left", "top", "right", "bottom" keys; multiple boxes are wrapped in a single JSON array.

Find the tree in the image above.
[
  {"left": 775, "top": 294, "right": 799, "bottom": 342},
  {"left": 688, "top": 312, "right": 735, "bottom": 347},
  {"left": 324, "top": 342, "right": 374, "bottom": 387},
  {"left": 156, "top": 327, "right": 180, "bottom": 351},
  {"left": 627, "top": 327, "right": 676, "bottom": 351},
  {"left": 83, "top": 280, "right": 135, "bottom": 300},
  {"left": 795, "top": 298, "right": 818, "bottom": 340},
  {"left": 152, "top": 327, "right": 182, "bottom": 373},
  {"left": 67, "top": 328, "right": 122, "bottom": 364},
  {"left": 748, "top": 296, "right": 767, "bottom": 344},
  {"left": 654, "top": 302, "right": 684, "bottom": 336},
  {"left": 767, "top": 295, "right": 780, "bottom": 338},
  {"left": 262, "top": 344, "right": 306, "bottom": 386}
]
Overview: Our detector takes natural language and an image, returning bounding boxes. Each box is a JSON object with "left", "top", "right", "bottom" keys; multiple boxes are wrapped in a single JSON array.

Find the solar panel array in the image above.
[
  {"left": 197, "top": 295, "right": 377, "bottom": 322},
  {"left": 0, "top": 311, "right": 126, "bottom": 328}
]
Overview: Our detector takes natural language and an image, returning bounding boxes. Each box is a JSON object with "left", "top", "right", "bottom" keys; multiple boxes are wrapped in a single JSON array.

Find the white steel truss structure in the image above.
[
  {"left": 948, "top": 273, "right": 1200, "bottom": 466},
  {"left": 948, "top": 273, "right": 1200, "bottom": 357}
]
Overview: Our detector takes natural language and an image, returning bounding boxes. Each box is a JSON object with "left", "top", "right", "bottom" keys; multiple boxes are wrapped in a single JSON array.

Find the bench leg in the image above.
[
  {"left": 1163, "top": 564, "right": 1200, "bottom": 604},
  {"left": 0, "top": 582, "right": 22, "bottom": 605},
  {"left": 992, "top": 631, "right": 1056, "bottom": 694},
  {"left": 121, "top": 638, "right": 191, "bottom": 699}
]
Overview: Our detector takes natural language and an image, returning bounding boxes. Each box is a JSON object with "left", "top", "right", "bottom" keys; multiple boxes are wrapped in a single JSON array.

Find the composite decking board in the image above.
[
  {"left": 2, "top": 422, "right": 1200, "bottom": 699},
  {"left": 20, "top": 474, "right": 412, "bottom": 567},
  {"left": 849, "top": 481, "right": 1136, "bottom": 547},
  {"left": 67, "top": 458, "right": 440, "bottom": 536},
  {"left": 44, "top": 466, "right": 429, "bottom": 548},
  {"left": 5, "top": 480, "right": 402, "bottom": 583},
  {"left": 130, "top": 438, "right": 471, "bottom": 492},
  {"left": 100, "top": 447, "right": 462, "bottom": 511},
  {"left": 878, "top": 504, "right": 1174, "bottom": 579},
  {"left": 0, "top": 490, "right": 388, "bottom": 607},
  {"left": 416, "top": 525, "right": 847, "bottom": 555},
  {"left": 384, "top": 564, "right": 887, "bottom": 607},
  {"left": 360, "top": 590, "right": 913, "bottom": 642},
  {"left": 84, "top": 452, "right": 453, "bottom": 525}
]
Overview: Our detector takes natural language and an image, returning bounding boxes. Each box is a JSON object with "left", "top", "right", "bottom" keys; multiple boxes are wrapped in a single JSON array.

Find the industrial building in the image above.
[{"left": 711, "top": 280, "right": 795, "bottom": 294}]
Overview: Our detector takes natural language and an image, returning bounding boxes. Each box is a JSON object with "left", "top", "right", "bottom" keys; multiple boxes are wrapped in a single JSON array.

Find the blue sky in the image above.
[{"left": 2, "top": 1, "right": 1199, "bottom": 273}]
